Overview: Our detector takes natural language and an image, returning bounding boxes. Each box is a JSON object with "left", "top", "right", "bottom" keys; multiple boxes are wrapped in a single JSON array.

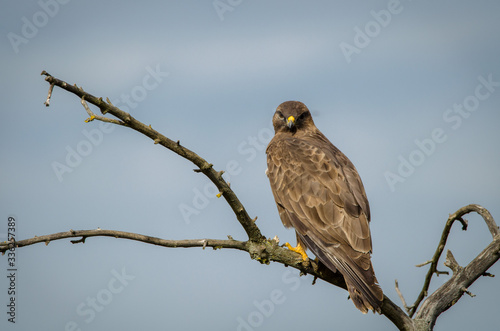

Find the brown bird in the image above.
[{"left": 266, "top": 101, "right": 383, "bottom": 313}]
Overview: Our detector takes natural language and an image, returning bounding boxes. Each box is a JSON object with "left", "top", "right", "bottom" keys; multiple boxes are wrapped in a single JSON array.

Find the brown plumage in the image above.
[{"left": 266, "top": 101, "right": 383, "bottom": 313}]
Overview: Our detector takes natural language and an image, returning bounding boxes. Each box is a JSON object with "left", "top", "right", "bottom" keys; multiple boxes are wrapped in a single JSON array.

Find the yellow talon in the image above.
[
  {"left": 85, "top": 115, "right": 96, "bottom": 123},
  {"left": 285, "top": 242, "right": 309, "bottom": 261},
  {"left": 216, "top": 192, "right": 222, "bottom": 198}
]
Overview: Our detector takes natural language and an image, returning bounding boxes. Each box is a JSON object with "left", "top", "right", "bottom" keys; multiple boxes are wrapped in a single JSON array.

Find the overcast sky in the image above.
[{"left": 1, "top": 1, "right": 499, "bottom": 330}]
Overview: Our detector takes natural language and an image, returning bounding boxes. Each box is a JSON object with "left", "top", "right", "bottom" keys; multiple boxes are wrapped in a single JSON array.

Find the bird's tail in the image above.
[
  {"left": 300, "top": 235, "right": 383, "bottom": 313},
  {"left": 335, "top": 256, "right": 384, "bottom": 313},
  {"left": 345, "top": 272, "right": 383, "bottom": 314}
]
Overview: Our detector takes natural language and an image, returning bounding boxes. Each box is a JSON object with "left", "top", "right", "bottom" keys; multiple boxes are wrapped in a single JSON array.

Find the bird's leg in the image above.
[{"left": 285, "top": 242, "right": 309, "bottom": 261}]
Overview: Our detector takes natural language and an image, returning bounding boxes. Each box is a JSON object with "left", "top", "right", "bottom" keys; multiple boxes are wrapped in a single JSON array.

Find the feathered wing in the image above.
[{"left": 267, "top": 134, "right": 383, "bottom": 313}]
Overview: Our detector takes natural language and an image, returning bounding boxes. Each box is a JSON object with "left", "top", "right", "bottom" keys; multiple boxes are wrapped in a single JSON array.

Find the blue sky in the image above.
[{"left": 1, "top": 1, "right": 499, "bottom": 330}]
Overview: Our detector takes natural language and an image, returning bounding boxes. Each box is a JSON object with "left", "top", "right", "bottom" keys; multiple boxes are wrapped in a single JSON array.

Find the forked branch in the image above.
[
  {"left": 409, "top": 204, "right": 499, "bottom": 318},
  {"left": 40, "top": 71, "right": 263, "bottom": 243}
]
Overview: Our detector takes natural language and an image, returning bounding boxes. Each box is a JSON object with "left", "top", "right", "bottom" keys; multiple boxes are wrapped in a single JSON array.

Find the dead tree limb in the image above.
[
  {"left": 409, "top": 204, "right": 499, "bottom": 318},
  {"left": 0, "top": 229, "right": 247, "bottom": 252},
  {"left": 411, "top": 205, "right": 500, "bottom": 330},
  {"left": 40, "top": 70, "right": 263, "bottom": 243}
]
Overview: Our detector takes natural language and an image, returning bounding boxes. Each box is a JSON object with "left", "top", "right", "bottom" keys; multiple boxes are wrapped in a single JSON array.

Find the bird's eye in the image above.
[
  {"left": 297, "top": 112, "right": 306, "bottom": 121},
  {"left": 276, "top": 111, "right": 285, "bottom": 120}
]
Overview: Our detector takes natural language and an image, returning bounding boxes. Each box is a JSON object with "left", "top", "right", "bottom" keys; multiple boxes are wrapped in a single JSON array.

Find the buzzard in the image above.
[{"left": 266, "top": 101, "right": 383, "bottom": 313}]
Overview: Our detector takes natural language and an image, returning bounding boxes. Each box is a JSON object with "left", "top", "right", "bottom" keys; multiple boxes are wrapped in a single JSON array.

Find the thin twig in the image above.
[
  {"left": 44, "top": 83, "right": 54, "bottom": 106},
  {"left": 415, "top": 260, "right": 432, "bottom": 268},
  {"left": 81, "top": 96, "right": 127, "bottom": 126},
  {"left": 395, "top": 279, "right": 410, "bottom": 313},
  {"left": 461, "top": 287, "right": 476, "bottom": 298}
]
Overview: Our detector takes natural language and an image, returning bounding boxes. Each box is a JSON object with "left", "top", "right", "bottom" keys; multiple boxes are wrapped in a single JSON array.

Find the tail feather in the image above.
[
  {"left": 345, "top": 273, "right": 383, "bottom": 314},
  {"left": 299, "top": 234, "right": 383, "bottom": 313}
]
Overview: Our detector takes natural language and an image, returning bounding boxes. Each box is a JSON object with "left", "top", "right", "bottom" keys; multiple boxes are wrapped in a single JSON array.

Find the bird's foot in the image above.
[{"left": 285, "top": 242, "right": 309, "bottom": 261}]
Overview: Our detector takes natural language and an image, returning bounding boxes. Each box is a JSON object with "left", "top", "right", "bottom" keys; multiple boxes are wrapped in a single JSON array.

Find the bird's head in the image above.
[{"left": 272, "top": 101, "right": 315, "bottom": 134}]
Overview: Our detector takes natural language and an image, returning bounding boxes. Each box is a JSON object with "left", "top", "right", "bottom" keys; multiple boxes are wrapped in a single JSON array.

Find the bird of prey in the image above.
[{"left": 266, "top": 101, "right": 383, "bottom": 313}]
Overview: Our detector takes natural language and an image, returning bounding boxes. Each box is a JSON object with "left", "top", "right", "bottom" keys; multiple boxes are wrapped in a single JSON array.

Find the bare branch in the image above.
[
  {"left": 81, "top": 96, "right": 126, "bottom": 126},
  {"left": 443, "top": 250, "right": 462, "bottom": 274},
  {"left": 409, "top": 204, "right": 499, "bottom": 317},
  {"left": 44, "top": 83, "right": 54, "bottom": 106},
  {"left": 461, "top": 287, "right": 476, "bottom": 298},
  {"left": 381, "top": 296, "right": 414, "bottom": 331},
  {"left": 0, "top": 226, "right": 347, "bottom": 291},
  {"left": 0, "top": 229, "right": 246, "bottom": 254},
  {"left": 414, "top": 234, "right": 500, "bottom": 329},
  {"left": 40, "top": 71, "right": 263, "bottom": 242},
  {"left": 395, "top": 279, "right": 410, "bottom": 313},
  {"left": 0, "top": 222, "right": 412, "bottom": 329},
  {"left": 415, "top": 260, "right": 432, "bottom": 268},
  {"left": 410, "top": 205, "right": 500, "bottom": 329},
  {"left": 471, "top": 204, "right": 499, "bottom": 238}
]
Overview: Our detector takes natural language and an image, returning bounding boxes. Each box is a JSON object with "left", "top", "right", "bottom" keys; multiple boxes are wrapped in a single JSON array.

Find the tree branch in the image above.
[
  {"left": 415, "top": 234, "right": 500, "bottom": 329},
  {"left": 0, "top": 229, "right": 248, "bottom": 253},
  {"left": 0, "top": 227, "right": 349, "bottom": 291},
  {"left": 40, "top": 70, "right": 263, "bottom": 243},
  {"left": 0, "top": 225, "right": 413, "bottom": 330},
  {"left": 406, "top": 204, "right": 500, "bottom": 330},
  {"left": 409, "top": 204, "right": 499, "bottom": 318}
]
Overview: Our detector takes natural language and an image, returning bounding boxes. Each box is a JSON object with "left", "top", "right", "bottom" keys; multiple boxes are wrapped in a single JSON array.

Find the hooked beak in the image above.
[{"left": 286, "top": 116, "right": 295, "bottom": 129}]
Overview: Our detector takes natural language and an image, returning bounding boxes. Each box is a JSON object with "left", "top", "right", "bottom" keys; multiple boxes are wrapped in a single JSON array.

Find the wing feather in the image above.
[{"left": 267, "top": 137, "right": 371, "bottom": 250}]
